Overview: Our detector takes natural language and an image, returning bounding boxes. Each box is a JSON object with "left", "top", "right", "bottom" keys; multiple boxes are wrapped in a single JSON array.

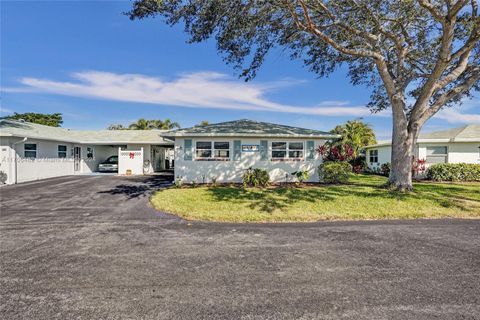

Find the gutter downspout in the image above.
[{"left": 12, "top": 137, "right": 27, "bottom": 184}]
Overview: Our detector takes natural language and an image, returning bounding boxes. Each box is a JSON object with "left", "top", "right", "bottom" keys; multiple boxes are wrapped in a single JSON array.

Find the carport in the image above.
[{"left": 0, "top": 119, "right": 176, "bottom": 184}]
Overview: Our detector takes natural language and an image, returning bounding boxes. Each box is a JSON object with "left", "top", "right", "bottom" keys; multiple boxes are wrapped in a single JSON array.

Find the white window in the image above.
[
  {"left": 195, "top": 141, "right": 230, "bottom": 160},
  {"left": 271, "top": 142, "right": 304, "bottom": 160},
  {"left": 272, "top": 142, "right": 287, "bottom": 158},
  {"left": 86, "top": 147, "right": 94, "bottom": 159},
  {"left": 369, "top": 150, "right": 378, "bottom": 163},
  {"left": 58, "top": 145, "right": 67, "bottom": 158},
  {"left": 426, "top": 146, "right": 447, "bottom": 164},
  {"left": 288, "top": 142, "right": 304, "bottom": 158},
  {"left": 24, "top": 143, "right": 37, "bottom": 158},
  {"left": 214, "top": 142, "right": 230, "bottom": 158},
  {"left": 196, "top": 141, "right": 212, "bottom": 159}
]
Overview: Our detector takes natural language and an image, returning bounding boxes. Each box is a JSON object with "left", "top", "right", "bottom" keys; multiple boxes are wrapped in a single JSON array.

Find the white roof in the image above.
[
  {"left": 0, "top": 120, "right": 173, "bottom": 144},
  {"left": 365, "top": 124, "right": 480, "bottom": 149}
]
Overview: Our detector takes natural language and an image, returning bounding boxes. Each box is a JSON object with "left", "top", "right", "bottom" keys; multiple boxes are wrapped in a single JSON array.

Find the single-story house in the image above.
[
  {"left": 365, "top": 124, "right": 480, "bottom": 170},
  {"left": 0, "top": 119, "right": 339, "bottom": 185}
]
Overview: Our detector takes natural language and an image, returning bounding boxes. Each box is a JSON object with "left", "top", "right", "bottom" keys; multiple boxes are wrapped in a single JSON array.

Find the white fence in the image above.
[{"left": 118, "top": 147, "right": 144, "bottom": 175}]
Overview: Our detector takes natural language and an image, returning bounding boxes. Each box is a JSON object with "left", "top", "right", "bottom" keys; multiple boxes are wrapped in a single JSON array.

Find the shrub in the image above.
[
  {"left": 317, "top": 144, "right": 354, "bottom": 162},
  {"left": 0, "top": 171, "right": 7, "bottom": 184},
  {"left": 318, "top": 161, "right": 352, "bottom": 184},
  {"left": 242, "top": 167, "right": 270, "bottom": 187},
  {"left": 291, "top": 170, "right": 310, "bottom": 184},
  {"left": 380, "top": 163, "right": 391, "bottom": 177},
  {"left": 426, "top": 163, "right": 480, "bottom": 182},
  {"left": 174, "top": 176, "right": 183, "bottom": 188}
]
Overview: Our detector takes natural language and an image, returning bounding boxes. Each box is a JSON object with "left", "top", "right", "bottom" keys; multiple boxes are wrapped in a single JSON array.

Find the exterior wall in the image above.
[
  {"left": 3, "top": 137, "right": 76, "bottom": 184},
  {"left": 366, "top": 145, "right": 392, "bottom": 170},
  {"left": 366, "top": 142, "right": 480, "bottom": 170},
  {"left": 418, "top": 142, "right": 480, "bottom": 165},
  {"left": 174, "top": 137, "right": 325, "bottom": 183},
  {"left": 0, "top": 137, "right": 17, "bottom": 184}
]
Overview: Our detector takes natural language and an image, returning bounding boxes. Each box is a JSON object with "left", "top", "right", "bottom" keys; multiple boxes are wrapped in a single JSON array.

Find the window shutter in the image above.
[
  {"left": 233, "top": 140, "right": 241, "bottom": 161},
  {"left": 184, "top": 139, "right": 192, "bottom": 161},
  {"left": 306, "top": 141, "right": 315, "bottom": 160},
  {"left": 260, "top": 140, "right": 268, "bottom": 161}
]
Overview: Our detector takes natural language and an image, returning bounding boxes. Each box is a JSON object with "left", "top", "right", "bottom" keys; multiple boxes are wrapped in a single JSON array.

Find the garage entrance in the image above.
[{"left": 151, "top": 145, "right": 174, "bottom": 172}]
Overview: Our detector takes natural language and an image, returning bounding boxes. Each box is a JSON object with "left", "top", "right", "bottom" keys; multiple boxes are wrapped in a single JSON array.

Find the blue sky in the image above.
[{"left": 1, "top": 0, "right": 479, "bottom": 140}]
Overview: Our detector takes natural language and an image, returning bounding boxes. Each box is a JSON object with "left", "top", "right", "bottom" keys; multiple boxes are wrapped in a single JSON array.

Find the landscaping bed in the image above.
[{"left": 150, "top": 174, "right": 480, "bottom": 222}]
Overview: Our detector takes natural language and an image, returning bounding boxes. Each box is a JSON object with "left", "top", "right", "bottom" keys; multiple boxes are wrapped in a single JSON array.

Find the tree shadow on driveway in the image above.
[{"left": 98, "top": 175, "right": 173, "bottom": 199}]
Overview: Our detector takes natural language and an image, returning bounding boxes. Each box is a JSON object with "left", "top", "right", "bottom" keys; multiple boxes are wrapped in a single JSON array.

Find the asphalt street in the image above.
[{"left": 1, "top": 175, "right": 479, "bottom": 319}]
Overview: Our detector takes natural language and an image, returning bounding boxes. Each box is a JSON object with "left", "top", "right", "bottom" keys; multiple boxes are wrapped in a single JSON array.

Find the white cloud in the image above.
[
  {"left": 0, "top": 106, "right": 13, "bottom": 114},
  {"left": 435, "top": 107, "right": 480, "bottom": 124},
  {"left": 6, "top": 71, "right": 375, "bottom": 117}
]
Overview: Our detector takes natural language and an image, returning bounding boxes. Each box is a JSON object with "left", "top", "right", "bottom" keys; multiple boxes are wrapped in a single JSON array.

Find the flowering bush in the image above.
[
  {"left": 412, "top": 158, "right": 427, "bottom": 177},
  {"left": 317, "top": 144, "right": 355, "bottom": 162}
]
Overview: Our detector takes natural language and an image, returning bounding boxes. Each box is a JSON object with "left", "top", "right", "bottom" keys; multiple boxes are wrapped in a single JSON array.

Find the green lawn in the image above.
[{"left": 150, "top": 174, "right": 480, "bottom": 222}]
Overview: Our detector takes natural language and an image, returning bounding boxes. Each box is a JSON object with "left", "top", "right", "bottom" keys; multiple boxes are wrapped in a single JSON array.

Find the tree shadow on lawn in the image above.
[{"left": 205, "top": 181, "right": 480, "bottom": 214}]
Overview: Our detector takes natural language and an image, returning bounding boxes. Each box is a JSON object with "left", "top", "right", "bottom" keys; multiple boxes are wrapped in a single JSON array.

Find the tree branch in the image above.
[
  {"left": 284, "top": 0, "right": 383, "bottom": 58},
  {"left": 418, "top": 0, "right": 445, "bottom": 22},
  {"left": 417, "top": 68, "right": 480, "bottom": 126}
]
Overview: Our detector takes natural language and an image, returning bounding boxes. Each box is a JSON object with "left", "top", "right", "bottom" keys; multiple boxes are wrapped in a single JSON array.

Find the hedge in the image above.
[
  {"left": 426, "top": 163, "right": 480, "bottom": 182},
  {"left": 318, "top": 161, "right": 352, "bottom": 184}
]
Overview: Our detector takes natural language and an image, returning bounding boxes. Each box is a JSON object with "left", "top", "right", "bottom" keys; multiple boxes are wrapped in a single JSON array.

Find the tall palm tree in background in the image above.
[
  {"left": 128, "top": 118, "right": 151, "bottom": 130},
  {"left": 330, "top": 120, "right": 376, "bottom": 159},
  {"left": 159, "top": 119, "right": 180, "bottom": 130},
  {"left": 108, "top": 118, "right": 181, "bottom": 130}
]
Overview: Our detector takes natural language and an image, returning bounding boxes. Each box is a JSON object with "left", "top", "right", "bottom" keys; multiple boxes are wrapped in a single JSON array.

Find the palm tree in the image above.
[
  {"left": 126, "top": 118, "right": 180, "bottom": 130},
  {"left": 159, "top": 119, "right": 180, "bottom": 130},
  {"left": 107, "top": 123, "right": 126, "bottom": 130},
  {"left": 128, "top": 118, "right": 151, "bottom": 130},
  {"left": 330, "top": 120, "right": 376, "bottom": 159}
]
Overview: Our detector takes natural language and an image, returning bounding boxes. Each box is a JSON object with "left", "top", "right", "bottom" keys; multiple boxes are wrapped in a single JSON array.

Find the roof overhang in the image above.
[{"left": 165, "top": 133, "right": 340, "bottom": 139}]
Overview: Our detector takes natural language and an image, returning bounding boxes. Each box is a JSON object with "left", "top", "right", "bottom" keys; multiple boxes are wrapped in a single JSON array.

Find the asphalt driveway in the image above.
[{"left": 0, "top": 175, "right": 479, "bottom": 319}]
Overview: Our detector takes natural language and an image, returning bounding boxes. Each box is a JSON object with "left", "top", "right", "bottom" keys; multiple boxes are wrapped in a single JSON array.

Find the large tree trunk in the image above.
[{"left": 388, "top": 111, "right": 415, "bottom": 191}]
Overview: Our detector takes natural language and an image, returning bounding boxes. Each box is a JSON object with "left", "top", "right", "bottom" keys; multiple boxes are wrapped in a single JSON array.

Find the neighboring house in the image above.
[
  {"left": 365, "top": 124, "right": 480, "bottom": 170},
  {"left": 0, "top": 119, "right": 174, "bottom": 184},
  {"left": 0, "top": 119, "right": 338, "bottom": 184}
]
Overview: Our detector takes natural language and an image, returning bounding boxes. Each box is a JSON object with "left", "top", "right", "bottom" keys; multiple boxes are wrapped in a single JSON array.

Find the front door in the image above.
[{"left": 74, "top": 147, "right": 81, "bottom": 172}]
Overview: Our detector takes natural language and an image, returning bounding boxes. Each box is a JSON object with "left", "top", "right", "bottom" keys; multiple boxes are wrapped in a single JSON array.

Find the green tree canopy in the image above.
[
  {"left": 2, "top": 112, "right": 63, "bottom": 127},
  {"left": 128, "top": 0, "right": 479, "bottom": 191},
  {"left": 330, "top": 120, "right": 376, "bottom": 159},
  {"left": 198, "top": 120, "right": 210, "bottom": 126}
]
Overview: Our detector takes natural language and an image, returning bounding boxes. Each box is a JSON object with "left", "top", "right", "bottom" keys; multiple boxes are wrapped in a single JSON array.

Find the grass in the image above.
[{"left": 150, "top": 174, "right": 480, "bottom": 222}]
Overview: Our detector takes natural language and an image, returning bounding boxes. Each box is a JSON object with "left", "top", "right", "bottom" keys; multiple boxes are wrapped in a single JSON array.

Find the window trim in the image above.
[
  {"left": 426, "top": 145, "right": 448, "bottom": 164},
  {"left": 369, "top": 149, "right": 379, "bottom": 163},
  {"left": 86, "top": 146, "right": 95, "bottom": 159},
  {"left": 58, "top": 145, "right": 67, "bottom": 158},
  {"left": 271, "top": 141, "right": 305, "bottom": 161},
  {"left": 24, "top": 143, "right": 37, "bottom": 158},
  {"left": 195, "top": 141, "right": 230, "bottom": 161}
]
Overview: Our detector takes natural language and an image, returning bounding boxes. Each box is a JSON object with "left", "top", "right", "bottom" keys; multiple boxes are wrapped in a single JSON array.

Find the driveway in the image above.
[{"left": 0, "top": 176, "right": 479, "bottom": 320}]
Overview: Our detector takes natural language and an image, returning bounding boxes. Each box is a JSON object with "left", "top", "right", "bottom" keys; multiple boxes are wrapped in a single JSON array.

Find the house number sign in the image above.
[{"left": 242, "top": 145, "right": 259, "bottom": 152}]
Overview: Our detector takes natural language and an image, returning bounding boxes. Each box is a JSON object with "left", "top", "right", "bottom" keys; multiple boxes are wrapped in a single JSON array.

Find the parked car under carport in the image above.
[{"left": 98, "top": 155, "right": 118, "bottom": 172}]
